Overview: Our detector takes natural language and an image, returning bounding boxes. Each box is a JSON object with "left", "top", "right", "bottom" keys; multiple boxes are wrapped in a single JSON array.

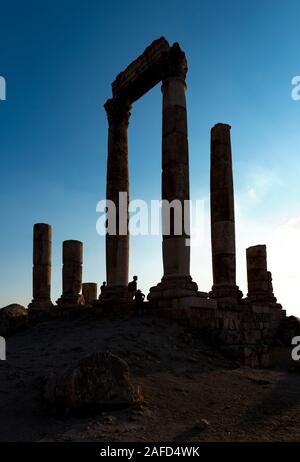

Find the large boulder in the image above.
[
  {"left": 0, "top": 304, "right": 28, "bottom": 336},
  {"left": 276, "top": 316, "right": 300, "bottom": 346},
  {"left": 43, "top": 351, "right": 143, "bottom": 413}
]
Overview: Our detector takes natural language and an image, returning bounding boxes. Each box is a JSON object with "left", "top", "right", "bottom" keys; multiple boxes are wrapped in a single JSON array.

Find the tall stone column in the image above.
[
  {"left": 57, "top": 240, "right": 83, "bottom": 305},
  {"left": 161, "top": 77, "right": 190, "bottom": 278},
  {"left": 100, "top": 98, "right": 131, "bottom": 301},
  {"left": 28, "top": 223, "right": 53, "bottom": 311},
  {"left": 82, "top": 282, "right": 97, "bottom": 304},
  {"left": 246, "top": 245, "right": 276, "bottom": 303},
  {"left": 209, "top": 123, "right": 242, "bottom": 302},
  {"left": 149, "top": 44, "right": 198, "bottom": 300}
]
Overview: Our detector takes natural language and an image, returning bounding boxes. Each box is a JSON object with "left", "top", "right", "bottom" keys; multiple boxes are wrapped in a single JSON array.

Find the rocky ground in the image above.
[{"left": 0, "top": 313, "right": 299, "bottom": 442}]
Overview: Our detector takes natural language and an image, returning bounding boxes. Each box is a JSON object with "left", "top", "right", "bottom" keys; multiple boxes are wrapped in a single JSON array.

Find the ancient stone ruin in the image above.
[
  {"left": 209, "top": 123, "right": 243, "bottom": 303},
  {"left": 57, "top": 240, "right": 84, "bottom": 306},
  {"left": 28, "top": 223, "right": 53, "bottom": 311},
  {"left": 101, "top": 37, "right": 198, "bottom": 303},
  {"left": 20, "top": 37, "right": 287, "bottom": 367}
]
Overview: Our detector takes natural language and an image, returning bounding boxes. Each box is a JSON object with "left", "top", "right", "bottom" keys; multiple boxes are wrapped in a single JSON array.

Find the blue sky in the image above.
[{"left": 0, "top": 0, "right": 299, "bottom": 314}]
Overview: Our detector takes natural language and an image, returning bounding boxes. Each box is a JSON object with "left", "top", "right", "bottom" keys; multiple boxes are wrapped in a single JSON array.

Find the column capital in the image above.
[
  {"left": 104, "top": 98, "right": 131, "bottom": 126},
  {"left": 161, "top": 76, "right": 187, "bottom": 94},
  {"left": 162, "top": 42, "right": 188, "bottom": 81}
]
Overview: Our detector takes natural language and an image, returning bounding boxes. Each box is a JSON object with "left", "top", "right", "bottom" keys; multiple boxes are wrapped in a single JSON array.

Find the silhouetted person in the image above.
[
  {"left": 128, "top": 275, "right": 138, "bottom": 299},
  {"left": 134, "top": 289, "right": 145, "bottom": 316},
  {"left": 100, "top": 281, "right": 107, "bottom": 294}
]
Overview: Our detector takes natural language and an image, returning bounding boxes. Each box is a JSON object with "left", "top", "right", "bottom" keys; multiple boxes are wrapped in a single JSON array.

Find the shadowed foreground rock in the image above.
[
  {"left": 43, "top": 351, "right": 143, "bottom": 413},
  {"left": 276, "top": 316, "right": 300, "bottom": 346},
  {"left": 0, "top": 304, "right": 28, "bottom": 336}
]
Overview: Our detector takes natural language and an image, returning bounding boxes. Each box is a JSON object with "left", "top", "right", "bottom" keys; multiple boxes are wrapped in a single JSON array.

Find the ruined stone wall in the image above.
[{"left": 148, "top": 301, "right": 285, "bottom": 368}]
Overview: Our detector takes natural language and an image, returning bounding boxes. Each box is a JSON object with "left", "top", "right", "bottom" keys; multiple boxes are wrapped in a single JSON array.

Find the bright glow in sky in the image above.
[{"left": 0, "top": 0, "right": 299, "bottom": 315}]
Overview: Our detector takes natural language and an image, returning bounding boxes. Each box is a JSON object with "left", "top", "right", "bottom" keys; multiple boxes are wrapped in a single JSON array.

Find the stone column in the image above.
[
  {"left": 246, "top": 245, "right": 276, "bottom": 303},
  {"left": 82, "top": 283, "right": 97, "bottom": 304},
  {"left": 161, "top": 77, "right": 190, "bottom": 278},
  {"left": 100, "top": 98, "right": 131, "bottom": 301},
  {"left": 28, "top": 223, "right": 53, "bottom": 311},
  {"left": 209, "top": 123, "right": 242, "bottom": 302},
  {"left": 57, "top": 240, "right": 83, "bottom": 305},
  {"left": 149, "top": 44, "right": 198, "bottom": 300}
]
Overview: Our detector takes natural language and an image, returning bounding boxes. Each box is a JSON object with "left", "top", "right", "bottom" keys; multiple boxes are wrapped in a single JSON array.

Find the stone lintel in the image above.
[{"left": 111, "top": 38, "right": 187, "bottom": 103}]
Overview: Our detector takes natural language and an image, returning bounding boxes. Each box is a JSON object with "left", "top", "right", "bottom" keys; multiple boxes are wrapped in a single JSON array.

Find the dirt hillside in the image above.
[{"left": 0, "top": 314, "right": 299, "bottom": 442}]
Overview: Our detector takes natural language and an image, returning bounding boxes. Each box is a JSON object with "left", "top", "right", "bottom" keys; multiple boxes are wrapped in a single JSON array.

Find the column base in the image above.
[
  {"left": 148, "top": 275, "right": 198, "bottom": 301},
  {"left": 209, "top": 284, "right": 243, "bottom": 304},
  {"left": 97, "top": 285, "right": 132, "bottom": 303},
  {"left": 245, "top": 292, "right": 277, "bottom": 304},
  {"left": 94, "top": 285, "right": 133, "bottom": 315},
  {"left": 56, "top": 294, "right": 84, "bottom": 306},
  {"left": 28, "top": 299, "right": 53, "bottom": 312}
]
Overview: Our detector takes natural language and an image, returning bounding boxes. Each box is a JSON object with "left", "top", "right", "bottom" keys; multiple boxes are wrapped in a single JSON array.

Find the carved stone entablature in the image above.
[
  {"left": 110, "top": 37, "right": 187, "bottom": 103},
  {"left": 112, "top": 37, "right": 170, "bottom": 103}
]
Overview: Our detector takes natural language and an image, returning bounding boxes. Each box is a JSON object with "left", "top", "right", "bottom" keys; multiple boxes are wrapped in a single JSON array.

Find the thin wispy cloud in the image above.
[{"left": 239, "top": 166, "right": 282, "bottom": 206}]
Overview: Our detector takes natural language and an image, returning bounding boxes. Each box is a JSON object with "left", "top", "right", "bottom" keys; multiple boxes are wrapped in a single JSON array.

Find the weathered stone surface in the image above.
[
  {"left": 82, "top": 283, "right": 97, "bottom": 304},
  {"left": 162, "top": 105, "right": 187, "bottom": 136},
  {"left": 209, "top": 124, "right": 242, "bottom": 302},
  {"left": 0, "top": 304, "right": 28, "bottom": 336},
  {"left": 102, "top": 98, "right": 131, "bottom": 300},
  {"left": 211, "top": 221, "right": 235, "bottom": 255},
  {"left": 112, "top": 38, "right": 187, "bottom": 104},
  {"left": 162, "top": 237, "right": 190, "bottom": 276},
  {"left": 57, "top": 240, "right": 83, "bottom": 305},
  {"left": 112, "top": 37, "right": 170, "bottom": 102},
  {"left": 246, "top": 245, "right": 277, "bottom": 303},
  {"left": 162, "top": 132, "right": 188, "bottom": 167},
  {"left": 43, "top": 352, "right": 143, "bottom": 413},
  {"left": 267, "top": 271, "right": 273, "bottom": 294},
  {"left": 148, "top": 299, "right": 275, "bottom": 368},
  {"left": 63, "top": 240, "right": 83, "bottom": 263},
  {"left": 149, "top": 275, "right": 198, "bottom": 300},
  {"left": 162, "top": 76, "right": 187, "bottom": 108},
  {"left": 33, "top": 224, "right": 51, "bottom": 265},
  {"left": 162, "top": 163, "right": 189, "bottom": 201},
  {"left": 163, "top": 42, "right": 188, "bottom": 81},
  {"left": 28, "top": 223, "right": 53, "bottom": 311},
  {"left": 149, "top": 71, "right": 197, "bottom": 300}
]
